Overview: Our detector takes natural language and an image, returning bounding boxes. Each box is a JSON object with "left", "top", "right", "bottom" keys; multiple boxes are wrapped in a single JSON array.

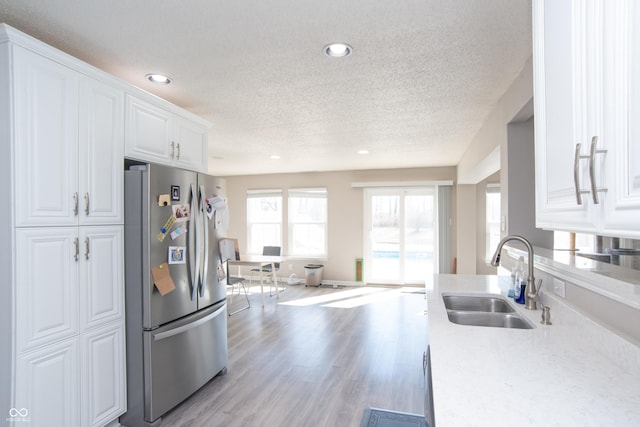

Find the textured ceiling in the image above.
[{"left": 0, "top": 0, "right": 532, "bottom": 176}]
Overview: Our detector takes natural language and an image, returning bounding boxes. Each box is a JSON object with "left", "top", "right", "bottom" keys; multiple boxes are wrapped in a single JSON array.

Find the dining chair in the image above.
[
  {"left": 250, "top": 246, "right": 282, "bottom": 295},
  {"left": 220, "top": 238, "right": 250, "bottom": 316}
]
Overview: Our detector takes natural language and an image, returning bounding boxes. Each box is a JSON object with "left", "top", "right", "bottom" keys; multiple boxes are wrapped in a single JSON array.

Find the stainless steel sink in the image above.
[
  {"left": 442, "top": 294, "right": 515, "bottom": 313},
  {"left": 441, "top": 293, "right": 534, "bottom": 329},
  {"left": 446, "top": 311, "right": 534, "bottom": 329}
]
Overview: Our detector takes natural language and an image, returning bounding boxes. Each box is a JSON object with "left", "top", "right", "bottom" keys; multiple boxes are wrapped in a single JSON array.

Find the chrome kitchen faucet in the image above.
[{"left": 491, "top": 235, "right": 543, "bottom": 310}]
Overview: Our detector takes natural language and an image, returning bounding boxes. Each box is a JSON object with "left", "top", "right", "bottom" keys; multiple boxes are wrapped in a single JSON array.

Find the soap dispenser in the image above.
[{"left": 512, "top": 256, "right": 525, "bottom": 302}]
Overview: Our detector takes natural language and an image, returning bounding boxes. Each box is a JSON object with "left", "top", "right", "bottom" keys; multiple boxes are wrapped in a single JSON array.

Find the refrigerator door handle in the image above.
[
  {"left": 152, "top": 303, "right": 226, "bottom": 341},
  {"left": 189, "top": 183, "right": 199, "bottom": 301},
  {"left": 199, "top": 184, "right": 208, "bottom": 297}
]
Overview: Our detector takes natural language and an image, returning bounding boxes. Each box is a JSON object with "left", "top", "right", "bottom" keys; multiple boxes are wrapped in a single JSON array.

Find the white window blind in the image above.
[
  {"left": 288, "top": 188, "right": 327, "bottom": 257},
  {"left": 246, "top": 189, "right": 282, "bottom": 254}
]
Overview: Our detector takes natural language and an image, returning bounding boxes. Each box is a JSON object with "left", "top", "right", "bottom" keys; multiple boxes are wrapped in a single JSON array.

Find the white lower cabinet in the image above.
[
  {"left": 15, "top": 338, "right": 80, "bottom": 427},
  {"left": 14, "top": 226, "right": 125, "bottom": 427},
  {"left": 81, "top": 322, "right": 126, "bottom": 427}
]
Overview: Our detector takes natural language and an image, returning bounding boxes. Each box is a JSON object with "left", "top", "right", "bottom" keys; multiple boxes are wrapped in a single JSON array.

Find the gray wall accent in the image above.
[
  {"left": 438, "top": 186, "right": 453, "bottom": 274},
  {"left": 505, "top": 110, "right": 553, "bottom": 249},
  {"left": 476, "top": 171, "right": 500, "bottom": 274}
]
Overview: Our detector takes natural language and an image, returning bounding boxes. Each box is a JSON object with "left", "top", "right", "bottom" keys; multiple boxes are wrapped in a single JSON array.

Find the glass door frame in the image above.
[{"left": 363, "top": 186, "right": 438, "bottom": 285}]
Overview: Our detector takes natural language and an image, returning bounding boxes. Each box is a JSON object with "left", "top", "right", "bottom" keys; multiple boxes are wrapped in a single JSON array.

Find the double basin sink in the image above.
[{"left": 442, "top": 293, "right": 534, "bottom": 329}]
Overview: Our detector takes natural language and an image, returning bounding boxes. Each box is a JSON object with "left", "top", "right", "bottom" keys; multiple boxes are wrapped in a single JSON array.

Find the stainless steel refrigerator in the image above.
[{"left": 121, "top": 162, "right": 228, "bottom": 427}]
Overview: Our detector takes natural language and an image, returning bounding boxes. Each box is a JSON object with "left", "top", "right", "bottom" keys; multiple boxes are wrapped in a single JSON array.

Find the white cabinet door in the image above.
[
  {"left": 174, "top": 117, "right": 208, "bottom": 172},
  {"left": 15, "top": 338, "right": 80, "bottom": 427},
  {"left": 81, "top": 322, "right": 126, "bottom": 427},
  {"left": 16, "top": 228, "right": 79, "bottom": 353},
  {"left": 600, "top": 0, "right": 640, "bottom": 238},
  {"left": 125, "top": 94, "right": 172, "bottom": 164},
  {"left": 79, "top": 226, "right": 124, "bottom": 331},
  {"left": 13, "top": 46, "right": 79, "bottom": 227},
  {"left": 534, "top": 0, "right": 601, "bottom": 232},
  {"left": 78, "top": 78, "right": 124, "bottom": 225}
]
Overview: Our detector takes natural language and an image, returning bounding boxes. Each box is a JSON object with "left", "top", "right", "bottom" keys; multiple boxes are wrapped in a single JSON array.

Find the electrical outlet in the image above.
[{"left": 553, "top": 278, "right": 566, "bottom": 298}]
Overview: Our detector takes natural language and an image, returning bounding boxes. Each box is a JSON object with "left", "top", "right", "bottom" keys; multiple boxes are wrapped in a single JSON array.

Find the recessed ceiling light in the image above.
[
  {"left": 357, "top": 149, "right": 369, "bottom": 155},
  {"left": 146, "top": 73, "right": 172, "bottom": 84},
  {"left": 270, "top": 155, "right": 280, "bottom": 160},
  {"left": 324, "top": 43, "right": 352, "bottom": 58}
]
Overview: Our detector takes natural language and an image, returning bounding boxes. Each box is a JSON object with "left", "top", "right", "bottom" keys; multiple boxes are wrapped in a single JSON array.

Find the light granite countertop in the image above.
[{"left": 427, "top": 274, "right": 640, "bottom": 426}]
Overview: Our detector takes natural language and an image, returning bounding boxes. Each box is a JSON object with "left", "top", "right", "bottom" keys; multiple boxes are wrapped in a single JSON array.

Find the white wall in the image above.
[
  {"left": 224, "top": 167, "right": 456, "bottom": 283},
  {"left": 455, "top": 184, "right": 476, "bottom": 274},
  {"left": 455, "top": 57, "right": 534, "bottom": 272}
]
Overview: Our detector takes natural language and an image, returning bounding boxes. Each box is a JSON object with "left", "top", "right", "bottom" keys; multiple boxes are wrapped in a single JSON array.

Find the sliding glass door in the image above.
[{"left": 364, "top": 187, "right": 436, "bottom": 285}]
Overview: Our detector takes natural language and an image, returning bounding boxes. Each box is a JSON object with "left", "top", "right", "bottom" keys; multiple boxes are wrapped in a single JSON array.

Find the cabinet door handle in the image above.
[
  {"left": 73, "top": 237, "right": 79, "bottom": 262},
  {"left": 588, "top": 136, "right": 608, "bottom": 204},
  {"left": 84, "top": 192, "right": 90, "bottom": 215},
  {"left": 573, "top": 143, "right": 590, "bottom": 205},
  {"left": 176, "top": 143, "right": 180, "bottom": 160},
  {"left": 170, "top": 141, "right": 175, "bottom": 159},
  {"left": 73, "top": 192, "right": 79, "bottom": 216},
  {"left": 85, "top": 237, "right": 90, "bottom": 260}
]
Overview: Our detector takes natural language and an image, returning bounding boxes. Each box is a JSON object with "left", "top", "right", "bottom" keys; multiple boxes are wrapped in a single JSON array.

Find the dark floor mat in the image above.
[{"left": 360, "top": 407, "right": 427, "bottom": 427}]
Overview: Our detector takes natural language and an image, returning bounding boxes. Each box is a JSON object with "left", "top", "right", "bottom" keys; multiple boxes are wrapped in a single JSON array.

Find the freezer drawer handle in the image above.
[{"left": 153, "top": 304, "right": 226, "bottom": 341}]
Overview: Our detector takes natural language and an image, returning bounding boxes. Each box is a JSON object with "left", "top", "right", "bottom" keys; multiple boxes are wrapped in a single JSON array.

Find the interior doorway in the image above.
[{"left": 364, "top": 187, "right": 437, "bottom": 285}]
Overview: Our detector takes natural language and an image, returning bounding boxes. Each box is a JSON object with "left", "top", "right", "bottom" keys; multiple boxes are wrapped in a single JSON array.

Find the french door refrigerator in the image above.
[{"left": 121, "top": 162, "right": 228, "bottom": 427}]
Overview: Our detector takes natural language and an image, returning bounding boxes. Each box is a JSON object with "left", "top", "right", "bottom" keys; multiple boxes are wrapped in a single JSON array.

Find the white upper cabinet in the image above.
[
  {"left": 173, "top": 116, "right": 209, "bottom": 171},
  {"left": 13, "top": 46, "right": 124, "bottom": 227},
  {"left": 600, "top": 0, "right": 640, "bottom": 236},
  {"left": 124, "top": 95, "right": 172, "bottom": 163},
  {"left": 78, "top": 78, "right": 124, "bottom": 225},
  {"left": 125, "top": 94, "right": 209, "bottom": 172},
  {"left": 13, "top": 46, "right": 79, "bottom": 227},
  {"left": 533, "top": 0, "right": 640, "bottom": 238}
]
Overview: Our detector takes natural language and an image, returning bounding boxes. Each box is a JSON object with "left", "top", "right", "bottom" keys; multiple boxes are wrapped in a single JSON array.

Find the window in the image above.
[
  {"left": 553, "top": 231, "right": 594, "bottom": 252},
  {"left": 288, "top": 188, "right": 327, "bottom": 257},
  {"left": 246, "top": 190, "right": 282, "bottom": 254},
  {"left": 485, "top": 185, "right": 501, "bottom": 262}
]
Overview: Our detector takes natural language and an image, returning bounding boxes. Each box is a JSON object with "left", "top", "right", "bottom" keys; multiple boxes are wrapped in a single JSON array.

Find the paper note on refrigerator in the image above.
[{"left": 151, "top": 262, "right": 176, "bottom": 296}]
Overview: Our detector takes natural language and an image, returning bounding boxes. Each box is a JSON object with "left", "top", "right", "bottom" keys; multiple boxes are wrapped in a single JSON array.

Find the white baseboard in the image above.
[{"left": 320, "top": 280, "right": 365, "bottom": 287}]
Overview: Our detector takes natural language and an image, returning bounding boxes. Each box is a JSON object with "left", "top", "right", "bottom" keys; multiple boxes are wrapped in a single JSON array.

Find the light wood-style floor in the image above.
[{"left": 158, "top": 283, "right": 428, "bottom": 427}]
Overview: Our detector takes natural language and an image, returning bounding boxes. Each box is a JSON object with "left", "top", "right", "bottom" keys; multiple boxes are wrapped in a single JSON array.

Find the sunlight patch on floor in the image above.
[
  {"left": 278, "top": 287, "right": 385, "bottom": 307},
  {"left": 322, "top": 288, "right": 403, "bottom": 308}
]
